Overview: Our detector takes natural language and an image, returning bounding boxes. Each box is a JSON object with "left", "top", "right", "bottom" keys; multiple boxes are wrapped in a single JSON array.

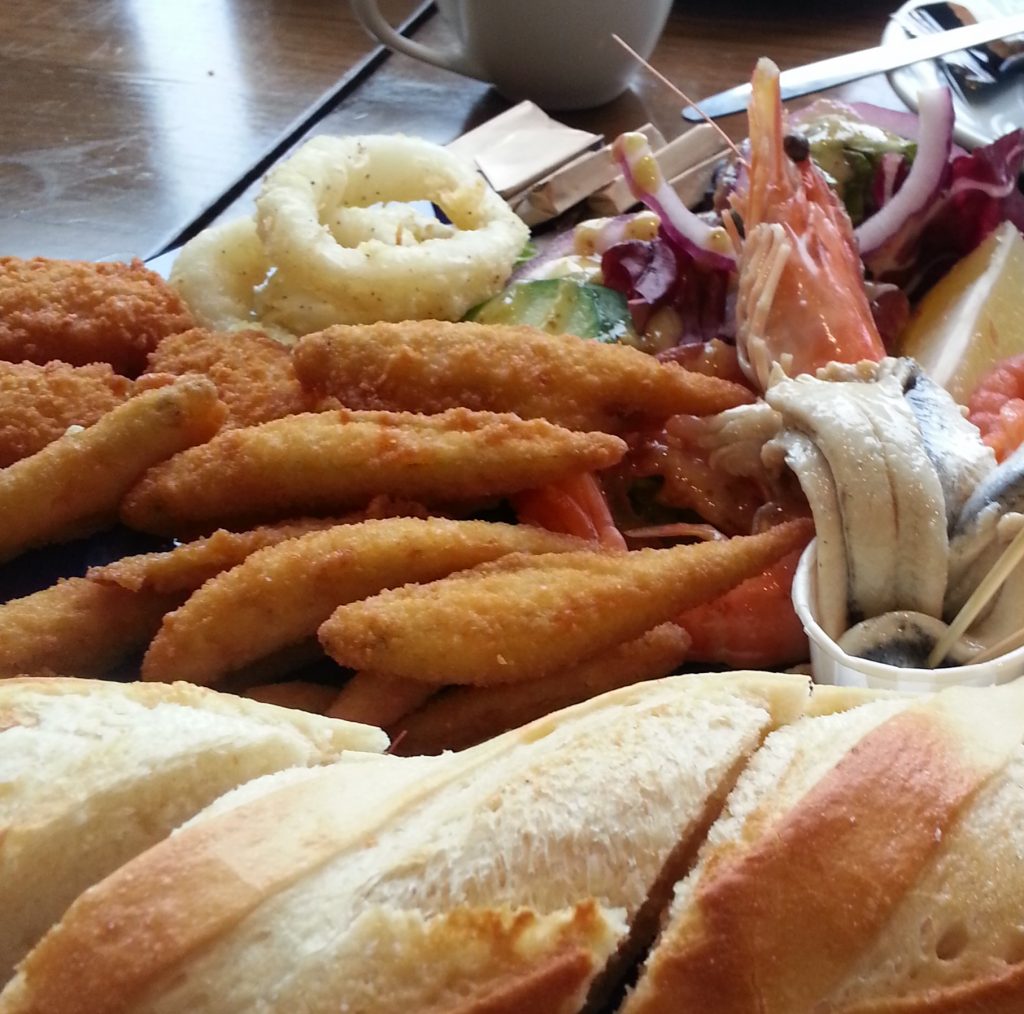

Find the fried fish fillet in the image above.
[
  {"left": 293, "top": 322, "right": 754, "bottom": 433},
  {"left": 89, "top": 497, "right": 431, "bottom": 594},
  {"left": 120, "top": 408, "right": 626, "bottom": 536},
  {"left": 326, "top": 672, "right": 437, "bottom": 729},
  {"left": 143, "top": 327, "right": 316, "bottom": 427},
  {"left": 0, "top": 257, "right": 194, "bottom": 375},
  {"left": 319, "top": 519, "right": 812, "bottom": 685},
  {"left": 86, "top": 519, "right": 340, "bottom": 594},
  {"left": 141, "top": 518, "right": 587, "bottom": 686},
  {"left": 391, "top": 622, "right": 692, "bottom": 755},
  {"left": 0, "top": 378, "right": 224, "bottom": 564},
  {"left": 0, "top": 578, "right": 184, "bottom": 678},
  {"left": 0, "top": 360, "right": 134, "bottom": 467}
]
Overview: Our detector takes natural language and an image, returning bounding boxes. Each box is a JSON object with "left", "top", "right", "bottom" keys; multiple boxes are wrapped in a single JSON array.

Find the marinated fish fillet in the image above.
[{"left": 766, "top": 366, "right": 947, "bottom": 623}]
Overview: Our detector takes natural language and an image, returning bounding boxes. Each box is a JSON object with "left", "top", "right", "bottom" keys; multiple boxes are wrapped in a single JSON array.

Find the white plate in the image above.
[{"left": 882, "top": 0, "right": 1024, "bottom": 149}]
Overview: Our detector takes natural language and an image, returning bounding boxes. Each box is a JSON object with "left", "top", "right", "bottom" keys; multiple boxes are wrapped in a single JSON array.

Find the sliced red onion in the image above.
[
  {"left": 855, "top": 87, "right": 954, "bottom": 256},
  {"left": 875, "top": 151, "right": 907, "bottom": 207},
  {"left": 611, "top": 132, "right": 736, "bottom": 271},
  {"left": 850, "top": 101, "right": 967, "bottom": 157}
]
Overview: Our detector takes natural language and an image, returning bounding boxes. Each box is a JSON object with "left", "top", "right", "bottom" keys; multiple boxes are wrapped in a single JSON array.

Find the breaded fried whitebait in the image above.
[
  {"left": 0, "top": 360, "right": 133, "bottom": 467},
  {"left": 391, "top": 622, "right": 692, "bottom": 755},
  {"left": 293, "top": 322, "right": 753, "bottom": 433},
  {"left": 86, "top": 519, "right": 340, "bottom": 594},
  {"left": 0, "top": 256, "right": 194, "bottom": 375},
  {"left": 0, "top": 378, "right": 224, "bottom": 564},
  {"left": 120, "top": 408, "right": 626, "bottom": 536},
  {"left": 0, "top": 578, "right": 184, "bottom": 678},
  {"left": 143, "top": 327, "right": 317, "bottom": 428},
  {"left": 319, "top": 519, "right": 812, "bottom": 685},
  {"left": 326, "top": 672, "right": 436, "bottom": 729},
  {"left": 89, "top": 499, "right": 429, "bottom": 593},
  {"left": 141, "top": 518, "right": 587, "bottom": 686}
]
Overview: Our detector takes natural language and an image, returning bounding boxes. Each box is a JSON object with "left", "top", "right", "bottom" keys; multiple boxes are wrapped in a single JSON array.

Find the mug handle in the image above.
[{"left": 350, "top": 0, "right": 484, "bottom": 79}]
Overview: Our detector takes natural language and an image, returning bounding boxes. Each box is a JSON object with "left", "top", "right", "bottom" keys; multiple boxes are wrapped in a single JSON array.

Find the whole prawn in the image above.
[{"left": 731, "top": 59, "right": 886, "bottom": 390}]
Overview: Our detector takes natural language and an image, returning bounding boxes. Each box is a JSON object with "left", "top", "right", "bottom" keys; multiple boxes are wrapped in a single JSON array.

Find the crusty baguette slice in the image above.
[
  {"left": 0, "top": 671, "right": 816, "bottom": 1014},
  {"left": 0, "top": 677, "right": 386, "bottom": 986},
  {"left": 624, "top": 680, "right": 1024, "bottom": 1013}
]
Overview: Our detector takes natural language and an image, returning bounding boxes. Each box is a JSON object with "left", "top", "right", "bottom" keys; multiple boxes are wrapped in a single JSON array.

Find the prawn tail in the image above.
[{"left": 513, "top": 473, "right": 627, "bottom": 551}]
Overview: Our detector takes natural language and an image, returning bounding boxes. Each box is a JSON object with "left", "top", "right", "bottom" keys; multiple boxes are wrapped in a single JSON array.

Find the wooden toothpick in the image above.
[
  {"left": 928, "top": 523, "right": 1024, "bottom": 668},
  {"left": 611, "top": 33, "right": 746, "bottom": 166}
]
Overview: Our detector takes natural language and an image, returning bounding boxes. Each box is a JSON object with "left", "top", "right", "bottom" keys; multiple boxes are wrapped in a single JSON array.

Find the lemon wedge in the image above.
[{"left": 900, "top": 221, "right": 1024, "bottom": 404}]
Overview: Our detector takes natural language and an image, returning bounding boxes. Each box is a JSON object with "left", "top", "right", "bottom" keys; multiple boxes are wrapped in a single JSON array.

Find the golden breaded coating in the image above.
[
  {"left": 140, "top": 518, "right": 586, "bottom": 686},
  {"left": 0, "top": 377, "right": 224, "bottom": 564},
  {"left": 0, "top": 578, "right": 184, "bottom": 678},
  {"left": 91, "top": 499, "right": 433, "bottom": 594},
  {"left": 143, "top": 327, "right": 317, "bottom": 427},
  {"left": 0, "top": 257, "right": 194, "bottom": 375},
  {"left": 120, "top": 408, "right": 626, "bottom": 536},
  {"left": 391, "top": 622, "right": 691, "bottom": 755},
  {"left": 326, "top": 672, "right": 436, "bottom": 729},
  {"left": 0, "top": 360, "right": 133, "bottom": 467},
  {"left": 319, "top": 519, "right": 812, "bottom": 685},
  {"left": 293, "top": 322, "right": 754, "bottom": 433},
  {"left": 86, "top": 519, "right": 340, "bottom": 594}
]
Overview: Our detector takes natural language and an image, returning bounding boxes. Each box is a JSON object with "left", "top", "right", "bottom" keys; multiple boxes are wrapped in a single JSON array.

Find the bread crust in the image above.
[
  {"left": 625, "top": 685, "right": 1024, "bottom": 1013},
  {"left": 443, "top": 948, "right": 594, "bottom": 1014},
  {"left": 1, "top": 673, "right": 813, "bottom": 1014},
  {"left": 839, "top": 963, "right": 1024, "bottom": 1014}
]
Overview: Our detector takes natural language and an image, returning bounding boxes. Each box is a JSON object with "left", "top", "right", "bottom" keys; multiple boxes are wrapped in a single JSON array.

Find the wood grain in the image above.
[
  {"left": 1, "top": 0, "right": 905, "bottom": 261},
  {"left": 0, "top": 0, "right": 419, "bottom": 260}
]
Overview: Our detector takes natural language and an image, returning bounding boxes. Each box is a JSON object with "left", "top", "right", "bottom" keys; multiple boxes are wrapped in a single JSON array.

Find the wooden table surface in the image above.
[{"left": 1, "top": 0, "right": 906, "bottom": 262}]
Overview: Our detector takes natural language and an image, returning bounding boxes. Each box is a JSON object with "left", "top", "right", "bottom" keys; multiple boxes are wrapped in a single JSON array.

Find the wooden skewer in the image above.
[
  {"left": 969, "top": 625, "right": 1024, "bottom": 666},
  {"left": 927, "top": 523, "right": 1024, "bottom": 668},
  {"left": 611, "top": 34, "right": 747, "bottom": 166}
]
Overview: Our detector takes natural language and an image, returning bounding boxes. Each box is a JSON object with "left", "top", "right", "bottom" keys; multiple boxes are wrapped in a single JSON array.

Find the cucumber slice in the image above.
[{"left": 467, "top": 278, "right": 636, "bottom": 344}]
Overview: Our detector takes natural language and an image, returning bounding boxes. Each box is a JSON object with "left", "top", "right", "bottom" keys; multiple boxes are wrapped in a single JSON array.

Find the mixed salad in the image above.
[{"left": 467, "top": 62, "right": 1024, "bottom": 670}]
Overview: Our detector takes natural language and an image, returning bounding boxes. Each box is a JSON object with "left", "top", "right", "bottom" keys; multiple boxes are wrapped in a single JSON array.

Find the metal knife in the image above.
[{"left": 682, "top": 11, "right": 1024, "bottom": 120}]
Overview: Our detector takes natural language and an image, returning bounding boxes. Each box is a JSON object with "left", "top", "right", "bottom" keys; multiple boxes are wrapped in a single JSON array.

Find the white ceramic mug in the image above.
[{"left": 350, "top": 0, "right": 674, "bottom": 110}]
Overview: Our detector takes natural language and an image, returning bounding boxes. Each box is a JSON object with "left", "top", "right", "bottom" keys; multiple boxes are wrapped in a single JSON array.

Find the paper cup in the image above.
[{"left": 791, "top": 540, "right": 1024, "bottom": 693}]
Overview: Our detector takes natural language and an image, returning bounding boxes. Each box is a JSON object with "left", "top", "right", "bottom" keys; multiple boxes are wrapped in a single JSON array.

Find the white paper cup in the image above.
[
  {"left": 351, "top": 0, "right": 674, "bottom": 110},
  {"left": 791, "top": 540, "right": 1024, "bottom": 693}
]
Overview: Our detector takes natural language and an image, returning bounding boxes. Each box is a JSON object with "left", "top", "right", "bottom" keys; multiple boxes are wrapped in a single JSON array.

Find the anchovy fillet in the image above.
[
  {"left": 766, "top": 366, "right": 948, "bottom": 624},
  {"left": 763, "top": 430, "right": 847, "bottom": 639}
]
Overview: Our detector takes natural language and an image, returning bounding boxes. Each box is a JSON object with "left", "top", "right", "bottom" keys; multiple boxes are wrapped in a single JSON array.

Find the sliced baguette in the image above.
[
  {"left": 0, "top": 677, "right": 386, "bottom": 985},
  {"left": 0, "top": 671, "right": 816, "bottom": 1014},
  {"left": 624, "top": 680, "right": 1024, "bottom": 1013}
]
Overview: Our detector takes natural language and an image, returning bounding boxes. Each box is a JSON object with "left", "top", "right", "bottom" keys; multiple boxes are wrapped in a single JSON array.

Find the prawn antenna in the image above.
[{"left": 611, "top": 34, "right": 746, "bottom": 166}]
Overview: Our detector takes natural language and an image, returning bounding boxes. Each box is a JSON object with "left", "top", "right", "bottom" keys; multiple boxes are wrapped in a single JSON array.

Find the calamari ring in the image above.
[
  {"left": 255, "top": 134, "right": 529, "bottom": 324},
  {"left": 169, "top": 217, "right": 295, "bottom": 344}
]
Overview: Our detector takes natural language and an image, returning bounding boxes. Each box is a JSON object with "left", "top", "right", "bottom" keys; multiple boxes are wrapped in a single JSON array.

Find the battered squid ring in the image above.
[{"left": 254, "top": 134, "right": 529, "bottom": 324}]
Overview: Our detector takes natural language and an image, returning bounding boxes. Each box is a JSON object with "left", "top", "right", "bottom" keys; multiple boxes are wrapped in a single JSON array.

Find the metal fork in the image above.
[{"left": 891, "top": 1, "right": 1024, "bottom": 98}]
